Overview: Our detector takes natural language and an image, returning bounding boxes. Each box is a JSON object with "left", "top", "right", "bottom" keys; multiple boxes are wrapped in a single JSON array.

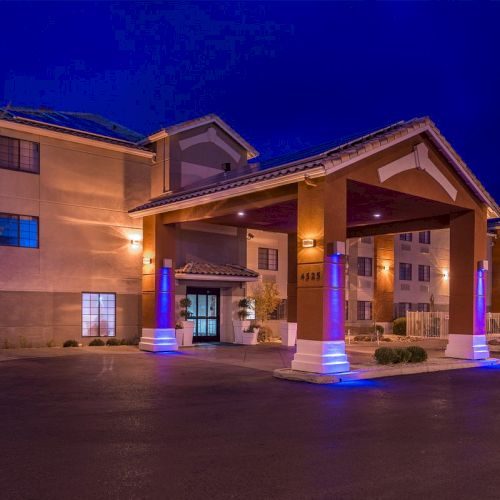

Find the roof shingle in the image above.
[{"left": 175, "top": 261, "right": 259, "bottom": 278}]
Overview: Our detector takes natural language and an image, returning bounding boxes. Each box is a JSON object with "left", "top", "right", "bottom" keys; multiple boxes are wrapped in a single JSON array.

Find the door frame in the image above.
[{"left": 186, "top": 287, "right": 221, "bottom": 343}]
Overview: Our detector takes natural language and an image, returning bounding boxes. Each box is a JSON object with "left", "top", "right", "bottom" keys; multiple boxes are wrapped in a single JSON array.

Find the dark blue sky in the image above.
[{"left": 2, "top": 2, "right": 500, "bottom": 199}]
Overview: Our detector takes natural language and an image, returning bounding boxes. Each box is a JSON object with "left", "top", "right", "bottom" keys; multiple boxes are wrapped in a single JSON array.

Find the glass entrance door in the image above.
[{"left": 186, "top": 287, "right": 220, "bottom": 342}]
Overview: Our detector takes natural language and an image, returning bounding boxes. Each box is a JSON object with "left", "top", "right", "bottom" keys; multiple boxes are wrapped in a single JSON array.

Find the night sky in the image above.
[{"left": 2, "top": 2, "right": 500, "bottom": 199}]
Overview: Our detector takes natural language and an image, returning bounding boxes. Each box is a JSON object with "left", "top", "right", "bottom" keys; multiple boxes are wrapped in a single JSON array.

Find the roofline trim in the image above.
[
  {"left": 0, "top": 119, "right": 155, "bottom": 158},
  {"left": 141, "top": 114, "right": 259, "bottom": 160},
  {"left": 129, "top": 118, "right": 500, "bottom": 218},
  {"left": 175, "top": 273, "right": 259, "bottom": 282}
]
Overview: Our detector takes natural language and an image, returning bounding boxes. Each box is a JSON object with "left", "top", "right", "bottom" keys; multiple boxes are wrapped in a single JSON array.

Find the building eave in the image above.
[
  {"left": 0, "top": 119, "right": 155, "bottom": 159},
  {"left": 175, "top": 273, "right": 259, "bottom": 282}
]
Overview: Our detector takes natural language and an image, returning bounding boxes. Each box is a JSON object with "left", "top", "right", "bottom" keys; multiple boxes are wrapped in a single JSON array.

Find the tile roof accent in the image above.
[
  {"left": 145, "top": 113, "right": 259, "bottom": 159},
  {"left": 176, "top": 261, "right": 259, "bottom": 278},
  {"left": 129, "top": 117, "right": 500, "bottom": 216},
  {"left": 0, "top": 107, "right": 148, "bottom": 150}
]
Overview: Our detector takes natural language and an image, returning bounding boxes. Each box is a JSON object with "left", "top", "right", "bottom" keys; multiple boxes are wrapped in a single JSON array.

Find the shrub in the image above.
[
  {"left": 407, "top": 346, "right": 428, "bottom": 363},
  {"left": 375, "top": 324, "right": 384, "bottom": 335},
  {"left": 258, "top": 325, "right": 272, "bottom": 343},
  {"left": 393, "top": 317, "right": 407, "bottom": 336},
  {"left": 89, "top": 338, "right": 105, "bottom": 346},
  {"left": 374, "top": 347, "right": 397, "bottom": 365},
  {"left": 19, "top": 336, "right": 32, "bottom": 348},
  {"left": 46, "top": 339, "right": 56, "bottom": 348},
  {"left": 393, "top": 348, "right": 412, "bottom": 363},
  {"left": 106, "top": 338, "right": 121, "bottom": 346},
  {"left": 63, "top": 339, "right": 79, "bottom": 348}
]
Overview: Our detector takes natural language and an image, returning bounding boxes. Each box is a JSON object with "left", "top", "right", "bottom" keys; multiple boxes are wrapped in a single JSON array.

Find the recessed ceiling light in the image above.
[
  {"left": 373, "top": 213, "right": 381, "bottom": 218},
  {"left": 237, "top": 211, "right": 245, "bottom": 216}
]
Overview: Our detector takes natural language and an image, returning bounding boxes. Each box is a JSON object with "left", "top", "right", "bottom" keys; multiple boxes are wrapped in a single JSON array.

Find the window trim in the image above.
[
  {"left": 357, "top": 256, "right": 373, "bottom": 277},
  {"left": 0, "top": 135, "right": 40, "bottom": 175},
  {"left": 418, "top": 231, "right": 431, "bottom": 244},
  {"left": 81, "top": 292, "right": 117, "bottom": 337},
  {"left": 0, "top": 212, "right": 39, "bottom": 248},
  {"left": 399, "top": 233, "right": 413, "bottom": 242},
  {"left": 258, "top": 247, "right": 278, "bottom": 271},
  {"left": 357, "top": 301, "right": 372, "bottom": 321},
  {"left": 418, "top": 264, "right": 431, "bottom": 282},
  {"left": 399, "top": 262, "right": 412, "bottom": 281}
]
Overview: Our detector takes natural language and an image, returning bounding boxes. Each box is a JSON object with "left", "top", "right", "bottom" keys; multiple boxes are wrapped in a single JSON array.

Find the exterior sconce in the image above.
[
  {"left": 383, "top": 264, "right": 390, "bottom": 272},
  {"left": 130, "top": 239, "right": 140, "bottom": 248},
  {"left": 443, "top": 270, "right": 449, "bottom": 280},
  {"left": 143, "top": 257, "right": 152, "bottom": 265},
  {"left": 302, "top": 239, "right": 316, "bottom": 248}
]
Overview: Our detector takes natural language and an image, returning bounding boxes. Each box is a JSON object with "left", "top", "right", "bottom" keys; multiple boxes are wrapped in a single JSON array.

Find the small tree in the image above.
[
  {"left": 179, "top": 297, "right": 193, "bottom": 324},
  {"left": 250, "top": 282, "right": 281, "bottom": 341},
  {"left": 237, "top": 298, "right": 251, "bottom": 320}
]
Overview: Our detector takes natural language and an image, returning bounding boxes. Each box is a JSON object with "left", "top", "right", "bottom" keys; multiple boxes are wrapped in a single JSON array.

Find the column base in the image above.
[
  {"left": 291, "top": 339, "right": 350, "bottom": 374},
  {"left": 445, "top": 334, "right": 489, "bottom": 360},
  {"left": 139, "top": 328, "right": 178, "bottom": 352}
]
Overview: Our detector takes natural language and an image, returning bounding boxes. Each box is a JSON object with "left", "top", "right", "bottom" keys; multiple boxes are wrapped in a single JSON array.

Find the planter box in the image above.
[
  {"left": 233, "top": 320, "right": 250, "bottom": 344},
  {"left": 242, "top": 329, "right": 259, "bottom": 345},
  {"left": 175, "top": 329, "right": 183, "bottom": 347},
  {"left": 280, "top": 322, "right": 297, "bottom": 346},
  {"left": 181, "top": 321, "right": 195, "bottom": 346}
]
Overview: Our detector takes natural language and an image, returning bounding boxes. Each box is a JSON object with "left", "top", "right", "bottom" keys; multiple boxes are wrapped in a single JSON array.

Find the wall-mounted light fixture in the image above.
[
  {"left": 237, "top": 211, "right": 245, "bottom": 217},
  {"left": 443, "top": 270, "right": 449, "bottom": 280},
  {"left": 143, "top": 257, "right": 153, "bottom": 265},
  {"left": 131, "top": 239, "right": 141, "bottom": 248},
  {"left": 302, "top": 238, "right": 316, "bottom": 248},
  {"left": 383, "top": 264, "right": 390, "bottom": 272}
]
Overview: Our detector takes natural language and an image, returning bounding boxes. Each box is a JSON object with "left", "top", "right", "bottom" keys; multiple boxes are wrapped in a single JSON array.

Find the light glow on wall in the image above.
[{"left": 442, "top": 270, "right": 449, "bottom": 280}]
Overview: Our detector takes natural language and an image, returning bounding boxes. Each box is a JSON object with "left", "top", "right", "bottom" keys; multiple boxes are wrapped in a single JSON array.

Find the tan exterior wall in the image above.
[{"left": 0, "top": 125, "right": 151, "bottom": 345}]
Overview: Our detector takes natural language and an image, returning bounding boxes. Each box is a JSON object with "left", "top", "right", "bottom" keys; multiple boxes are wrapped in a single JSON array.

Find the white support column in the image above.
[
  {"left": 291, "top": 339, "right": 350, "bottom": 374},
  {"left": 139, "top": 328, "right": 178, "bottom": 352}
]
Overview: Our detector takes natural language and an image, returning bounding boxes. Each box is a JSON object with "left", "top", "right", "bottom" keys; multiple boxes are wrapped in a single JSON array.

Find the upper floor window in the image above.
[
  {"left": 399, "top": 262, "right": 412, "bottom": 281},
  {"left": 0, "top": 135, "right": 40, "bottom": 173},
  {"left": 258, "top": 248, "right": 278, "bottom": 271},
  {"left": 417, "top": 303, "right": 430, "bottom": 312},
  {"left": 357, "top": 301, "right": 372, "bottom": 320},
  {"left": 396, "top": 302, "right": 412, "bottom": 318},
  {"left": 418, "top": 264, "right": 431, "bottom": 282},
  {"left": 0, "top": 213, "right": 39, "bottom": 248},
  {"left": 399, "top": 233, "right": 412, "bottom": 242},
  {"left": 419, "top": 231, "right": 431, "bottom": 244},
  {"left": 357, "top": 256, "right": 373, "bottom": 277}
]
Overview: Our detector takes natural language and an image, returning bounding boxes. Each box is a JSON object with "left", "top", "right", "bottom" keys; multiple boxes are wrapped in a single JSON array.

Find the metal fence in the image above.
[{"left": 406, "top": 311, "right": 500, "bottom": 338}]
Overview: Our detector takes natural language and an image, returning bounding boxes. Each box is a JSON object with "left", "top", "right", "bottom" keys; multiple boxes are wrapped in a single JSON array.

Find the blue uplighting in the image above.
[{"left": 157, "top": 267, "right": 174, "bottom": 329}]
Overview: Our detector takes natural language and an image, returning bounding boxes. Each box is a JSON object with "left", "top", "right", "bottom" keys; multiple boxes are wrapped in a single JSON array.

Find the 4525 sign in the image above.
[{"left": 298, "top": 264, "right": 323, "bottom": 286}]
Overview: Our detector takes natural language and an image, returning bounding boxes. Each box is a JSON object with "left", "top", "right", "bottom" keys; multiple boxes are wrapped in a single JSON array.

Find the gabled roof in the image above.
[
  {"left": 130, "top": 116, "right": 499, "bottom": 217},
  {"left": 0, "top": 106, "right": 148, "bottom": 150},
  {"left": 175, "top": 261, "right": 259, "bottom": 280},
  {"left": 144, "top": 113, "right": 259, "bottom": 160}
]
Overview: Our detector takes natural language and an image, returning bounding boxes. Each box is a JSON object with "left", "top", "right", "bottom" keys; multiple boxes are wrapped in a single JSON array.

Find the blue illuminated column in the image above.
[{"left": 156, "top": 266, "right": 175, "bottom": 329}]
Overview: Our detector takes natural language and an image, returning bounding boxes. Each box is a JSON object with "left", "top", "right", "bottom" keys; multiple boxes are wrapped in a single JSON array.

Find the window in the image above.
[
  {"left": 82, "top": 293, "right": 116, "bottom": 337},
  {"left": 0, "top": 213, "right": 38, "bottom": 248},
  {"left": 418, "top": 264, "right": 431, "bottom": 282},
  {"left": 396, "top": 302, "right": 412, "bottom": 318},
  {"left": 419, "top": 231, "right": 431, "bottom": 244},
  {"left": 357, "top": 257, "right": 373, "bottom": 277},
  {"left": 0, "top": 135, "right": 40, "bottom": 173},
  {"left": 399, "top": 262, "right": 412, "bottom": 281},
  {"left": 357, "top": 301, "right": 372, "bottom": 320},
  {"left": 269, "top": 299, "right": 287, "bottom": 320},
  {"left": 418, "top": 303, "right": 430, "bottom": 312},
  {"left": 399, "top": 233, "right": 412, "bottom": 242},
  {"left": 258, "top": 248, "right": 278, "bottom": 271}
]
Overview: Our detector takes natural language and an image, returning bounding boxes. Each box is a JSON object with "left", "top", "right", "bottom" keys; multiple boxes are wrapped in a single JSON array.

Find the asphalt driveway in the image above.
[{"left": 1, "top": 348, "right": 500, "bottom": 499}]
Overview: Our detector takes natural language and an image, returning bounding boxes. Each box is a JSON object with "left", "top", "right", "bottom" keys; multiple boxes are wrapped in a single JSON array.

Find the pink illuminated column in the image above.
[
  {"left": 445, "top": 209, "right": 490, "bottom": 359},
  {"left": 291, "top": 176, "right": 350, "bottom": 374}
]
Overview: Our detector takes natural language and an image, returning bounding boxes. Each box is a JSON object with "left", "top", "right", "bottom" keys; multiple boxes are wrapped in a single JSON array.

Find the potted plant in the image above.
[
  {"left": 179, "top": 297, "right": 194, "bottom": 346},
  {"left": 250, "top": 282, "right": 281, "bottom": 344},
  {"left": 242, "top": 324, "right": 260, "bottom": 345},
  {"left": 233, "top": 297, "right": 251, "bottom": 344}
]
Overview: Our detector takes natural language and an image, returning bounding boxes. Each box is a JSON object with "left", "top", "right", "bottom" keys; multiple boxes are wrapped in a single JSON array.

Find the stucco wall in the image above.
[{"left": 0, "top": 126, "right": 151, "bottom": 345}]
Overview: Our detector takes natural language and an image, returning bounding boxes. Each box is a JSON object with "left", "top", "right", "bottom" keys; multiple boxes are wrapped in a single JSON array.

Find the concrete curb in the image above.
[{"left": 273, "top": 357, "right": 500, "bottom": 384}]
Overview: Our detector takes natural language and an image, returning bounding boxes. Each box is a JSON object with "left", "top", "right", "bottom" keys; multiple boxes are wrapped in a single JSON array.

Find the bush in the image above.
[
  {"left": 375, "top": 324, "right": 384, "bottom": 335},
  {"left": 258, "top": 325, "right": 272, "bottom": 342},
  {"left": 393, "top": 317, "right": 407, "bottom": 336},
  {"left": 407, "top": 346, "right": 428, "bottom": 363},
  {"left": 393, "top": 348, "right": 412, "bottom": 364},
  {"left": 106, "top": 338, "right": 121, "bottom": 346},
  {"left": 374, "top": 347, "right": 397, "bottom": 365},
  {"left": 63, "top": 339, "right": 79, "bottom": 348},
  {"left": 89, "top": 338, "right": 105, "bottom": 346}
]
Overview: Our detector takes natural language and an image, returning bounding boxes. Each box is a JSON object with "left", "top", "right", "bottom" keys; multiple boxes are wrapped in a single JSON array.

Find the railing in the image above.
[
  {"left": 406, "top": 311, "right": 500, "bottom": 339},
  {"left": 406, "top": 311, "right": 449, "bottom": 338}
]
